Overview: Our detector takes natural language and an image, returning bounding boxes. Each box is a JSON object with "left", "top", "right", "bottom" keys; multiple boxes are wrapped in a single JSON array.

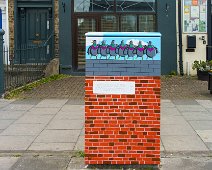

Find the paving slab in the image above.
[
  {"left": 0, "top": 111, "right": 25, "bottom": 120},
  {"left": 1, "top": 104, "right": 34, "bottom": 111},
  {"left": 161, "top": 101, "right": 175, "bottom": 108},
  {"left": 11, "top": 156, "right": 70, "bottom": 170},
  {"left": 189, "top": 121, "right": 212, "bottom": 130},
  {"left": 0, "top": 157, "right": 19, "bottom": 170},
  {"left": 196, "top": 100, "right": 212, "bottom": 109},
  {"left": 27, "top": 107, "right": 61, "bottom": 115},
  {"left": 181, "top": 112, "right": 212, "bottom": 121},
  {"left": 172, "top": 100, "right": 199, "bottom": 105},
  {"left": 54, "top": 111, "right": 84, "bottom": 120},
  {"left": 46, "top": 119, "right": 84, "bottom": 130},
  {"left": 205, "top": 142, "right": 212, "bottom": 150},
  {"left": 161, "top": 99, "right": 172, "bottom": 102},
  {"left": 196, "top": 130, "right": 212, "bottom": 143},
  {"left": 161, "top": 108, "right": 181, "bottom": 116},
  {"left": 11, "top": 99, "right": 41, "bottom": 105},
  {"left": 206, "top": 109, "right": 212, "bottom": 114},
  {"left": 0, "top": 136, "right": 35, "bottom": 150},
  {"left": 80, "top": 127, "right": 85, "bottom": 136},
  {"left": 0, "top": 102, "right": 11, "bottom": 109},
  {"left": 161, "top": 115, "right": 187, "bottom": 125},
  {"left": 35, "top": 99, "right": 68, "bottom": 108},
  {"left": 34, "top": 130, "right": 81, "bottom": 143},
  {"left": 0, "top": 124, "right": 45, "bottom": 136},
  {"left": 74, "top": 135, "right": 84, "bottom": 151},
  {"left": 161, "top": 156, "right": 212, "bottom": 170},
  {"left": 176, "top": 105, "right": 207, "bottom": 112},
  {"left": 60, "top": 105, "right": 84, "bottom": 112},
  {"left": 67, "top": 157, "right": 86, "bottom": 170},
  {"left": 66, "top": 99, "right": 84, "bottom": 105},
  {"left": 161, "top": 124, "right": 196, "bottom": 136},
  {"left": 0, "top": 120, "right": 15, "bottom": 129},
  {"left": 28, "top": 142, "right": 75, "bottom": 151},
  {"left": 160, "top": 140, "right": 165, "bottom": 152},
  {"left": 161, "top": 135, "right": 209, "bottom": 151},
  {"left": 14, "top": 114, "right": 54, "bottom": 124}
]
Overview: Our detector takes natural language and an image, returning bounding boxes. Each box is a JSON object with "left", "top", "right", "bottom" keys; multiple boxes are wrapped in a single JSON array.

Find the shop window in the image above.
[
  {"left": 74, "top": 0, "right": 114, "bottom": 12},
  {"left": 121, "top": 15, "right": 137, "bottom": 32},
  {"left": 139, "top": 15, "right": 156, "bottom": 32},
  {"left": 101, "top": 15, "right": 119, "bottom": 32},
  {"left": 116, "top": 0, "right": 156, "bottom": 12}
]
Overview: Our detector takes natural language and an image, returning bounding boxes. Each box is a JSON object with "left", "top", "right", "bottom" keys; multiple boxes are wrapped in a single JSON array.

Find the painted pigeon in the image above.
[
  {"left": 126, "top": 41, "right": 136, "bottom": 58},
  {"left": 107, "top": 40, "right": 117, "bottom": 59},
  {"left": 98, "top": 40, "right": 108, "bottom": 58},
  {"left": 87, "top": 40, "right": 99, "bottom": 59},
  {"left": 116, "top": 40, "right": 127, "bottom": 59},
  {"left": 146, "top": 41, "right": 158, "bottom": 60},
  {"left": 135, "top": 41, "right": 146, "bottom": 60}
]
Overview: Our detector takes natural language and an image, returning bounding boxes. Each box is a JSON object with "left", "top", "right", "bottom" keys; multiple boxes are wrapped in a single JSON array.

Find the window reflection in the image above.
[
  {"left": 117, "top": 0, "right": 156, "bottom": 12},
  {"left": 121, "top": 15, "right": 137, "bottom": 32},
  {"left": 74, "top": 0, "right": 114, "bottom": 12},
  {"left": 101, "top": 15, "right": 119, "bottom": 32},
  {"left": 139, "top": 15, "right": 156, "bottom": 32}
]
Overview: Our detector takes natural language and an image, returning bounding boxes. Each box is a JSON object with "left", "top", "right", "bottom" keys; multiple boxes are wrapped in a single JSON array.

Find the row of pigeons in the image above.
[{"left": 87, "top": 40, "right": 159, "bottom": 59}]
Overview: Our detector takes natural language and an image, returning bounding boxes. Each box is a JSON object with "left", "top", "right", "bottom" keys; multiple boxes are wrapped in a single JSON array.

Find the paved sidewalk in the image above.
[{"left": 0, "top": 98, "right": 212, "bottom": 169}]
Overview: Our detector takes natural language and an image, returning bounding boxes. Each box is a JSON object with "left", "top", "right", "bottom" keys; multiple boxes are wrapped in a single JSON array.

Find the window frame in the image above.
[{"left": 73, "top": 0, "right": 157, "bottom": 14}]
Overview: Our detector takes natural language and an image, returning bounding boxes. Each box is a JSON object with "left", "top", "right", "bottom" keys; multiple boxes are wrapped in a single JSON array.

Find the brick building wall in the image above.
[
  {"left": 8, "top": 0, "right": 14, "bottom": 57},
  {"left": 8, "top": 0, "right": 59, "bottom": 58}
]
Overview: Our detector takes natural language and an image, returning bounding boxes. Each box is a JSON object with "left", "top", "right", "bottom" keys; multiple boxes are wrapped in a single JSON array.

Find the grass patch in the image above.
[
  {"left": 12, "top": 154, "right": 22, "bottom": 158},
  {"left": 74, "top": 150, "right": 85, "bottom": 158},
  {"left": 4, "top": 74, "right": 70, "bottom": 99}
]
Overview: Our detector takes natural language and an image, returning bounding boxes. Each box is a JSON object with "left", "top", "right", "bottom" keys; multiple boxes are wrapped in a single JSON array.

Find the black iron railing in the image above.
[
  {"left": 3, "top": 33, "right": 54, "bottom": 91},
  {"left": 3, "top": 45, "right": 47, "bottom": 91}
]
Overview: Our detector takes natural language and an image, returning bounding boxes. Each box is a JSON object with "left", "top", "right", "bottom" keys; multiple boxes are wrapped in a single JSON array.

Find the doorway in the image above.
[{"left": 16, "top": 7, "right": 53, "bottom": 64}]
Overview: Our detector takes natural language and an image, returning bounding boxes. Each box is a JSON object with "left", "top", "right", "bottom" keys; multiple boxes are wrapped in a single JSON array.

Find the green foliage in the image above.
[
  {"left": 75, "top": 150, "right": 85, "bottom": 158},
  {"left": 192, "top": 60, "right": 212, "bottom": 71},
  {"left": 4, "top": 74, "right": 70, "bottom": 99},
  {"left": 169, "top": 70, "right": 177, "bottom": 76}
]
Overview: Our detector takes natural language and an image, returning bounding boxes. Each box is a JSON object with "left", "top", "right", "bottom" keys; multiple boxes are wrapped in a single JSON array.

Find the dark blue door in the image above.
[{"left": 18, "top": 8, "right": 53, "bottom": 63}]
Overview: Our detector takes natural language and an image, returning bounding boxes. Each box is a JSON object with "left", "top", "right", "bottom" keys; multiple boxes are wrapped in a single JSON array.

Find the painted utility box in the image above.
[{"left": 85, "top": 32, "right": 161, "bottom": 165}]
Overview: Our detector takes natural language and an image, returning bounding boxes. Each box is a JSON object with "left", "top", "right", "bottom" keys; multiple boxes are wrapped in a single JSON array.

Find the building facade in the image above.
[
  {"left": 59, "top": 0, "right": 177, "bottom": 75},
  {"left": 7, "top": 0, "right": 212, "bottom": 75}
]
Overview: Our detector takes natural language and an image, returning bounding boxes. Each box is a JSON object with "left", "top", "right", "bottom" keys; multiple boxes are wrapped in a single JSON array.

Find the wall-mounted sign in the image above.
[
  {"left": 93, "top": 81, "right": 135, "bottom": 94},
  {"left": 183, "top": 0, "right": 207, "bottom": 33}
]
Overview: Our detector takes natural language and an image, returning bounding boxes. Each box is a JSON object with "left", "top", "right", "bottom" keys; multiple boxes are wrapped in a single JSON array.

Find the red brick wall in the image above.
[{"left": 85, "top": 76, "right": 161, "bottom": 165}]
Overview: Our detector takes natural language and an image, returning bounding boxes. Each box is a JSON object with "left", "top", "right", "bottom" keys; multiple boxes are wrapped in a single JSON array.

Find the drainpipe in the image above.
[{"left": 178, "top": 0, "right": 184, "bottom": 76}]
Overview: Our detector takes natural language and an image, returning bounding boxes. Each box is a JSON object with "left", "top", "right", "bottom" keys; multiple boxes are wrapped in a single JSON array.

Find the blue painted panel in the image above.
[
  {"left": 86, "top": 36, "right": 161, "bottom": 61},
  {"left": 85, "top": 32, "right": 161, "bottom": 37}
]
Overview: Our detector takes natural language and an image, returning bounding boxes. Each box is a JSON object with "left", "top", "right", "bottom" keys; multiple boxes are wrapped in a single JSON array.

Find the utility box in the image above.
[{"left": 85, "top": 32, "right": 161, "bottom": 165}]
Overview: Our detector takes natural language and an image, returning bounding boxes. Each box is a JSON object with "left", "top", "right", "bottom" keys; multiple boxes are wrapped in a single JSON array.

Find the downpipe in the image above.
[{"left": 178, "top": 0, "right": 184, "bottom": 76}]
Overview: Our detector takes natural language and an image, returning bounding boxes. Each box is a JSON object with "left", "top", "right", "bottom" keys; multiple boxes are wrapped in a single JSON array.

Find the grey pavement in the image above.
[{"left": 0, "top": 99, "right": 212, "bottom": 169}]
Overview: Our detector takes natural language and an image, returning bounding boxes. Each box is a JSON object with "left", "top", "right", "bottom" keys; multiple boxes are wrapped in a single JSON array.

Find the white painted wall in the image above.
[
  {"left": 176, "top": 0, "right": 208, "bottom": 76},
  {"left": 182, "top": 33, "right": 207, "bottom": 75},
  {"left": 0, "top": 0, "right": 9, "bottom": 49}
]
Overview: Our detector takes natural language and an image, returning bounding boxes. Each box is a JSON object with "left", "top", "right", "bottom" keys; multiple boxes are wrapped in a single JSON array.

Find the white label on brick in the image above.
[{"left": 93, "top": 81, "right": 135, "bottom": 94}]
